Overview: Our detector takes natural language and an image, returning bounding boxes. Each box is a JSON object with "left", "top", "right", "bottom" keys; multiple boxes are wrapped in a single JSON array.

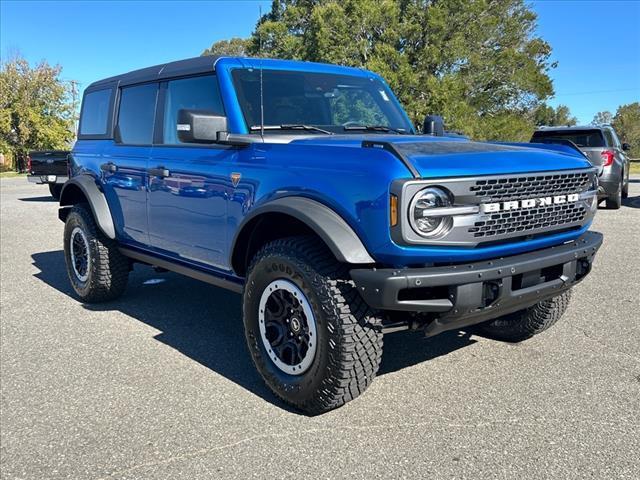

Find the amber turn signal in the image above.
[{"left": 390, "top": 194, "right": 398, "bottom": 227}]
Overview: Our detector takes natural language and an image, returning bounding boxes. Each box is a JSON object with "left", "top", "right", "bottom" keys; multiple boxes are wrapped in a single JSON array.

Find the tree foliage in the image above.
[
  {"left": 0, "top": 55, "right": 75, "bottom": 167},
  {"left": 202, "top": 37, "right": 251, "bottom": 57},
  {"left": 591, "top": 110, "right": 613, "bottom": 125},
  {"left": 533, "top": 103, "right": 577, "bottom": 127},
  {"left": 214, "top": 0, "right": 555, "bottom": 140},
  {"left": 612, "top": 102, "right": 640, "bottom": 158}
]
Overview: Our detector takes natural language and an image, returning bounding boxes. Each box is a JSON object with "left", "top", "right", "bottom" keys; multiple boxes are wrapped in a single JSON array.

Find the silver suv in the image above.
[{"left": 532, "top": 125, "right": 631, "bottom": 209}]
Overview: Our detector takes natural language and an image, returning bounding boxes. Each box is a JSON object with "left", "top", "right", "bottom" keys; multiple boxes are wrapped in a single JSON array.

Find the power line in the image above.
[{"left": 554, "top": 87, "right": 640, "bottom": 97}]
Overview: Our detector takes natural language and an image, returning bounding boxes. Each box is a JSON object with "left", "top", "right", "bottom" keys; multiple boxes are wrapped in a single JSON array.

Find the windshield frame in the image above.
[{"left": 229, "top": 67, "right": 415, "bottom": 135}]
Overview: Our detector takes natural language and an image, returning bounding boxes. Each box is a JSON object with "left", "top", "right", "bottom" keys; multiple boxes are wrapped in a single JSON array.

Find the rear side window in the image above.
[
  {"left": 603, "top": 129, "right": 616, "bottom": 147},
  {"left": 117, "top": 83, "right": 158, "bottom": 145},
  {"left": 79, "top": 89, "right": 112, "bottom": 136},
  {"left": 532, "top": 130, "right": 605, "bottom": 148},
  {"left": 162, "top": 75, "right": 225, "bottom": 144}
]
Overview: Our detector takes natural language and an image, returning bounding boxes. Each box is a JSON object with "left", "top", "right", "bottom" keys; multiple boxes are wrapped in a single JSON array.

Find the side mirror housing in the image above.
[
  {"left": 177, "top": 109, "right": 227, "bottom": 144},
  {"left": 423, "top": 114, "right": 444, "bottom": 136},
  {"left": 622, "top": 142, "right": 631, "bottom": 151}
]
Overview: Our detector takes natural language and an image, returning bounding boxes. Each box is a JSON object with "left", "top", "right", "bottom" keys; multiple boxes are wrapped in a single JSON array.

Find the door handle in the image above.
[
  {"left": 100, "top": 162, "right": 117, "bottom": 173},
  {"left": 147, "top": 166, "right": 170, "bottom": 178}
]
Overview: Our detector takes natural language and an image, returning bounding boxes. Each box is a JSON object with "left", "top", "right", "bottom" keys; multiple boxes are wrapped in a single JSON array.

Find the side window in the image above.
[
  {"left": 79, "top": 89, "right": 112, "bottom": 136},
  {"left": 609, "top": 129, "right": 621, "bottom": 148},
  {"left": 603, "top": 129, "right": 615, "bottom": 148},
  {"left": 117, "top": 83, "right": 158, "bottom": 145},
  {"left": 163, "top": 75, "right": 225, "bottom": 144}
]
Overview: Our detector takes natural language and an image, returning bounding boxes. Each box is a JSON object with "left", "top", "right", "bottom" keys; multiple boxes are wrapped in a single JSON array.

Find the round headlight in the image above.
[{"left": 409, "top": 187, "right": 452, "bottom": 237}]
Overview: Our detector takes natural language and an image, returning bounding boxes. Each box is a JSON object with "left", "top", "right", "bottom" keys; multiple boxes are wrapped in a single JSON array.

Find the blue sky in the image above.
[{"left": 1, "top": 0, "right": 638, "bottom": 124}]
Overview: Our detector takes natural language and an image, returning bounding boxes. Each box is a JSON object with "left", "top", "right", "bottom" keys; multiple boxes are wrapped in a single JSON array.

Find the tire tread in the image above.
[{"left": 246, "top": 236, "right": 383, "bottom": 414}]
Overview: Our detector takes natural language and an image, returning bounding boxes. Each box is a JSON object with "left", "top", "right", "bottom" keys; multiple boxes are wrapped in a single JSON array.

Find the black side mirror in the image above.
[
  {"left": 177, "top": 109, "right": 227, "bottom": 144},
  {"left": 423, "top": 114, "right": 444, "bottom": 136},
  {"left": 622, "top": 142, "right": 631, "bottom": 151}
]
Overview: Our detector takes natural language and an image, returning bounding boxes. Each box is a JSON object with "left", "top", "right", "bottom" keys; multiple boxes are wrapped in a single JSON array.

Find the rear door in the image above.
[
  {"left": 101, "top": 83, "right": 158, "bottom": 246},
  {"left": 146, "top": 74, "right": 234, "bottom": 269}
]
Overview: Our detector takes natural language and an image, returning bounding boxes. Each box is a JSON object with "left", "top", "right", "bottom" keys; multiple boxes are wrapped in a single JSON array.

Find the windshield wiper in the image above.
[
  {"left": 343, "top": 125, "right": 407, "bottom": 134},
  {"left": 250, "top": 124, "right": 333, "bottom": 135}
]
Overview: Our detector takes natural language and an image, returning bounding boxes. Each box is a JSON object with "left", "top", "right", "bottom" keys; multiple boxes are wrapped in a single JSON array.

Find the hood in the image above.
[{"left": 289, "top": 135, "right": 593, "bottom": 178}]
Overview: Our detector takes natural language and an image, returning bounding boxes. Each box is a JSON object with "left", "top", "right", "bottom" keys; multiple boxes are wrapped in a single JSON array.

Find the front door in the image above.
[
  {"left": 102, "top": 82, "right": 158, "bottom": 246},
  {"left": 146, "top": 74, "right": 234, "bottom": 269}
]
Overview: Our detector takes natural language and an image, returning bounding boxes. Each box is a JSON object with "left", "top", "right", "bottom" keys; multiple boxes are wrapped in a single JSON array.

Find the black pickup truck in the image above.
[{"left": 27, "top": 150, "right": 69, "bottom": 200}]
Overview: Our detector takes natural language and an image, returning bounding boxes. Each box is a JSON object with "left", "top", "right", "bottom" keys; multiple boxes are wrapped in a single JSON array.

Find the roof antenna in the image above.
[{"left": 259, "top": 5, "right": 265, "bottom": 137}]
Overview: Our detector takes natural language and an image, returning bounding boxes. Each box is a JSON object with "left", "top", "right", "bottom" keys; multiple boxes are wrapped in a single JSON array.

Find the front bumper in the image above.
[
  {"left": 350, "top": 231, "right": 602, "bottom": 337},
  {"left": 27, "top": 174, "right": 68, "bottom": 185}
]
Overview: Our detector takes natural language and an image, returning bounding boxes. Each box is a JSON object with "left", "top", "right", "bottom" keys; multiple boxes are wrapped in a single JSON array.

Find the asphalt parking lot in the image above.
[{"left": 1, "top": 176, "right": 639, "bottom": 479}]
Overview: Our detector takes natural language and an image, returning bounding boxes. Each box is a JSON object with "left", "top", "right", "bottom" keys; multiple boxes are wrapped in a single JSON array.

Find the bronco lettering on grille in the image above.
[{"left": 482, "top": 193, "right": 580, "bottom": 213}]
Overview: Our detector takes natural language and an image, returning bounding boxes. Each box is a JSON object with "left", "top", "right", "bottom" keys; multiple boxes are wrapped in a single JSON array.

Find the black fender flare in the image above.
[
  {"left": 231, "top": 197, "right": 375, "bottom": 266},
  {"left": 59, "top": 175, "right": 116, "bottom": 239}
]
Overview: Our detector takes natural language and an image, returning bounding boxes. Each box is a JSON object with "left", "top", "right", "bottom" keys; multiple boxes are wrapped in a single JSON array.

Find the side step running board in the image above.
[{"left": 119, "top": 247, "right": 243, "bottom": 294}]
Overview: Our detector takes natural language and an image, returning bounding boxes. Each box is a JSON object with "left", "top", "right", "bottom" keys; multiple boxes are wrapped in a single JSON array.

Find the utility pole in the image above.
[{"left": 69, "top": 80, "right": 79, "bottom": 137}]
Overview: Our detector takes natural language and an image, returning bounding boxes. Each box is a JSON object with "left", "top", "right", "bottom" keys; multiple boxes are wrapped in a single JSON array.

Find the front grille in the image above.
[
  {"left": 469, "top": 203, "right": 587, "bottom": 238},
  {"left": 395, "top": 168, "right": 597, "bottom": 246},
  {"left": 470, "top": 172, "right": 591, "bottom": 202},
  {"left": 467, "top": 171, "right": 592, "bottom": 240}
]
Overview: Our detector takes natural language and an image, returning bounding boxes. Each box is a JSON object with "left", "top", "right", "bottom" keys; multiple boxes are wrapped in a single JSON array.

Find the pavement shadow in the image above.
[
  {"left": 31, "top": 250, "right": 475, "bottom": 412},
  {"left": 379, "top": 329, "right": 476, "bottom": 375},
  {"left": 19, "top": 196, "right": 57, "bottom": 202},
  {"left": 622, "top": 195, "right": 640, "bottom": 209}
]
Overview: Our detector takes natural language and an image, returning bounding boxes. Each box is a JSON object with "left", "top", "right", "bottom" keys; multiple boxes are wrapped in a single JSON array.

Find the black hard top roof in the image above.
[{"left": 87, "top": 55, "right": 221, "bottom": 90}]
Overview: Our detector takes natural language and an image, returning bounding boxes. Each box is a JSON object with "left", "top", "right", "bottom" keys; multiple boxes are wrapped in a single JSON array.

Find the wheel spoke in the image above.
[{"left": 258, "top": 279, "right": 318, "bottom": 375}]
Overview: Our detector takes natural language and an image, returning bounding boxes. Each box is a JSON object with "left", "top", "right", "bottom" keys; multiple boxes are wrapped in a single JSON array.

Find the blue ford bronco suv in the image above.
[{"left": 60, "top": 56, "right": 602, "bottom": 414}]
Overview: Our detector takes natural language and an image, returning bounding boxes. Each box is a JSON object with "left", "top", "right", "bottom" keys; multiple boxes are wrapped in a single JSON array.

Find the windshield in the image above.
[
  {"left": 531, "top": 130, "right": 605, "bottom": 148},
  {"left": 231, "top": 68, "right": 414, "bottom": 134}
]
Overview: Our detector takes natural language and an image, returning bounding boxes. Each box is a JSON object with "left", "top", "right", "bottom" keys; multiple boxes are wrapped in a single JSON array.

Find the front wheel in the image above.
[
  {"left": 63, "top": 204, "right": 129, "bottom": 302},
  {"left": 477, "top": 290, "right": 572, "bottom": 342},
  {"left": 243, "top": 236, "right": 383, "bottom": 415}
]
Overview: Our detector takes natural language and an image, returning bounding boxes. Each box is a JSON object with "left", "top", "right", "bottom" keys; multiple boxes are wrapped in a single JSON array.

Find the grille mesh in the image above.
[
  {"left": 470, "top": 204, "right": 586, "bottom": 238},
  {"left": 468, "top": 171, "right": 593, "bottom": 239},
  {"left": 470, "top": 172, "right": 591, "bottom": 201}
]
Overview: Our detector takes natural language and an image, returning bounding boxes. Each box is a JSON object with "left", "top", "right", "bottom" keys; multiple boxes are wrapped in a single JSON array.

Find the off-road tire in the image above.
[
  {"left": 478, "top": 290, "right": 572, "bottom": 342},
  {"left": 243, "top": 236, "right": 383, "bottom": 415},
  {"left": 605, "top": 179, "right": 622, "bottom": 209},
  {"left": 49, "top": 184, "right": 63, "bottom": 201},
  {"left": 63, "top": 204, "right": 129, "bottom": 302}
]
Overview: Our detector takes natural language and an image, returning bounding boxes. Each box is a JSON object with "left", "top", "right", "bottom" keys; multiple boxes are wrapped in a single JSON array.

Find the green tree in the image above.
[
  {"left": 0, "top": 55, "right": 75, "bottom": 169},
  {"left": 233, "top": 0, "right": 555, "bottom": 140},
  {"left": 202, "top": 37, "right": 251, "bottom": 57},
  {"left": 591, "top": 110, "right": 612, "bottom": 125},
  {"left": 534, "top": 104, "right": 577, "bottom": 127},
  {"left": 612, "top": 102, "right": 640, "bottom": 157}
]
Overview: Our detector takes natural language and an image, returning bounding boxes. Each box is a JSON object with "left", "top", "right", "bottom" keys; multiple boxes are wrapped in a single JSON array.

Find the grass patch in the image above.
[
  {"left": 0, "top": 171, "right": 25, "bottom": 178},
  {"left": 629, "top": 162, "right": 640, "bottom": 175}
]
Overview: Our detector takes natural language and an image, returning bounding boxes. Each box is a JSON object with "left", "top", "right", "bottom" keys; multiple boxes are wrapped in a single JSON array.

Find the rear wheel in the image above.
[
  {"left": 243, "top": 236, "right": 383, "bottom": 415},
  {"left": 63, "top": 204, "right": 129, "bottom": 302},
  {"left": 605, "top": 179, "right": 622, "bottom": 209},
  {"left": 621, "top": 169, "right": 629, "bottom": 199},
  {"left": 478, "top": 290, "right": 572, "bottom": 342},
  {"left": 49, "top": 184, "right": 63, "bottom": 201}
]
